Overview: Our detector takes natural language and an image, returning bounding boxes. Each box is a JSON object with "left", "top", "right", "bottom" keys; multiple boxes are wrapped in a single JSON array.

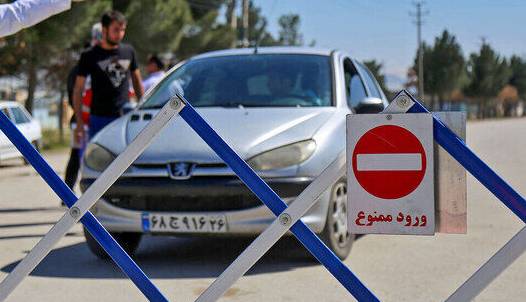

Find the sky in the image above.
[{"left": 251, "top": 0, "right": 526, "bottom": 89}]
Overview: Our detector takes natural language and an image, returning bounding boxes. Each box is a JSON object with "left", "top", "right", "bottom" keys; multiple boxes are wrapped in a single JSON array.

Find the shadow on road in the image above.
[
  {"left": 1, "top": 235, "right": 320, "bottom": 279},
  {"left": 0, "top": 207, "right": 63, "bottom": 214}
]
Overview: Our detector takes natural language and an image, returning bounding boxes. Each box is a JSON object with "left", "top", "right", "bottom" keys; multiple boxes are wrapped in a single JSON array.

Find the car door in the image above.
[
  {"left": 342, "top": 57, "right": 368, "bottom": 111},
  {"left": 18, "top": 105, "right": 41, "bottom": 143},
  {"left": 9, "top": 105, "right": 33, "bottom": 139},
  {"left": 355, "top": 62, "right": 388, "bottom": 104},
  {"left": 0, "top": 107, "right": 17, "bottom": 158}
]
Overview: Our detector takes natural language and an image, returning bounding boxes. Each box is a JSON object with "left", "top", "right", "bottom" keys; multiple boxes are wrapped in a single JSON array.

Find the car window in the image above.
[
  {"left": 356, "top": 63, "right": 382, "bottom": 99},
  {"left": 141, "top": 54, "right": 333, "bottom": 109},
  {"left": 10, "top": 106, "right": 30, "bottom": 124},
  {"left": 343, "top": 58, "right": 367, "bottom": 108},
  {"left": 1, "top": 108, "right": 11, "bottom": 120}
]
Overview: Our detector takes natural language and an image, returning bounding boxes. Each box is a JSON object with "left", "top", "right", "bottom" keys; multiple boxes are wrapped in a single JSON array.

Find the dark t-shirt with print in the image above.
[{"left": 78, "top": 44, "right": 138, "bottom": 117}]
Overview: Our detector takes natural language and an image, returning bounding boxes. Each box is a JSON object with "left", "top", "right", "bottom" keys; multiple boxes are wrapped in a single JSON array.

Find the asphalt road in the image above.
[{"left": 0, "top": 118, "right": 525, "bottom": 302}]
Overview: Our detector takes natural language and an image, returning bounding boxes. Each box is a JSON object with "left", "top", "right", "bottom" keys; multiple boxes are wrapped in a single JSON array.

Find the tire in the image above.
[
  {"left": 319, "top": 180, "right": 354, "bottom": 260},
  {"left": 83, "top": 226, "right": 142, "bottom": 259}
]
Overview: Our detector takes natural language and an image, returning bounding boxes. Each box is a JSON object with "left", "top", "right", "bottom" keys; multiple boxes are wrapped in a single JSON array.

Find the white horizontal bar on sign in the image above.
[{"left": 356, "top": 153, "right": 422, "bottom": 171}]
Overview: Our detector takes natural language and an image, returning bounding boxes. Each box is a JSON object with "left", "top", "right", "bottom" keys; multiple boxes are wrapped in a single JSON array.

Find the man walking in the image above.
[
  {"left": 63, "top": 23, "right": 102, "bottom": 193},
  {"left": 142, "top": 54, "right": 165, "bottom": 92},
  {"left": 72, "top": 10, "right": 143, "bottom": 143}
]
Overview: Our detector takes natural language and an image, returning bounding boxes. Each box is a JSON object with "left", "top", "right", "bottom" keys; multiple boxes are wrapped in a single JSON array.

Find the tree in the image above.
[
  {"left": 411, "top": 42, "right": 433, "bottom": 106},
  {"left": 277, "top": 14, "right": 303, "bottom": 46},
  {"left": 428, "top": 30, "right": 465, "bottom": 109},
  {"left": 363, "top": 60, "right": 390, "bottom": 97},
  {"left": 237, "top": 1, "right": 277, "bottom": 47},
  {"left": 121, "top": 0, "right": 193, "bottom": 62},
  {"left": 464, "top": 42, "right": 511, "bottom": 118},
  {"left": 509, "top": 55, "right": 526, "bottom": 100},
  {"left": 176, "top": 10, "right": 236, "bottom": 60},
  {"left": 413, "top": 30, "right": 465, "bottom": 109},
  {"left": 232, "top": 3, "right": 306, "bottom": 48},
  {"left": 0, "top": 0, "right": 110, "bottom": 112}
]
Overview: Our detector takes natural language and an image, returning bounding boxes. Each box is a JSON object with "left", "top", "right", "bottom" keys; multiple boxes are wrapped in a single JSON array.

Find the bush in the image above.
[{"left": 41, "top": 128, "right": 70, "bottom": 150}]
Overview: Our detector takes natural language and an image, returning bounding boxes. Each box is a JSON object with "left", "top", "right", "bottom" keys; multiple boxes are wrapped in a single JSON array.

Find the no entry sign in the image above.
[
  {"left": 352, "top": 124, "right": 427, "bottom": 200},
  {"left": 347, "top": 113, "right": 435, "bottom": 235}
]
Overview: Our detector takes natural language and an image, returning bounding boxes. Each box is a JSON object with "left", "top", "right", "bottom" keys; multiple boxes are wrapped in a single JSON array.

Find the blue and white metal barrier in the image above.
[
  {"left": 0, "top": 97, "right": 184, "bottom": 301},
  {"left": 387, "top": 90, "right": 526, "bottom": 301},
  {"left": 197, "top": 151, "right": 347, "bottom": 301},
  {"left": 387, "top": 90, "right": 526, "bottom": 223},
  {"left": 446, "top": 226, "right": 526, "bottom": 302},
  {"left": 10, "top": 89, "right": 521, "bottom": 301},
  {"left": 177, "top": 94, "right": 378, "bottom": 302}
]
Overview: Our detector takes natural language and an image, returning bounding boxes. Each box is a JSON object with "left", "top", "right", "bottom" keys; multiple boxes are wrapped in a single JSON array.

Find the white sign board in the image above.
[{"left": 347, "top": 113, "right": 435, "bottom": 235}]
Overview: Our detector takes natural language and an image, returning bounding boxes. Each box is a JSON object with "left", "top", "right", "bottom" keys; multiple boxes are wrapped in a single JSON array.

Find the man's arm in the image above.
[
  {"left": 131, "top": 69, "right": 144, "bottom": 101},
  {"left": 72, "top": 75, "right": 86, "bottom": 141},
  {"left": 0, "top": 0, "right": 71, "bottom": 38}
]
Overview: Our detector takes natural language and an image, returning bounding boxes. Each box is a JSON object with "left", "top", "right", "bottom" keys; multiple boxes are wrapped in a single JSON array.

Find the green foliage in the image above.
[
  {"left": 413, "top": 30, "right": 465, "bottom": 107},
  {"left": 0, "top": 0, "right": 110, "bottom": 76},
  {"left": 464, "top": 42, "right": 510, "bottom": 99},
  {"left": 237, "top": 2, "right": 277, "bottom": 47},
  {"left": 41, "top": 128, "right": 70, "bottom": 150},
  {"left": 122, "top": 0, "right": 193, "bottom": 61},
  {"left": 0, "top": 0, "right": 307, "bottom": 115},
  {"left": 509, "top": 55, "right": 526, "bottom": 99},
  {"left": 278, "top": 14, "right": 303, "bottom": 46},
  {"left": 0, "top": 1, "right": 111, "bottom": 112},
  {"left": 464, "top": 42, "right": 511, "bottom": 117},
  {"left": 176, "top": 10, "right": 236, "bottom": 60}
]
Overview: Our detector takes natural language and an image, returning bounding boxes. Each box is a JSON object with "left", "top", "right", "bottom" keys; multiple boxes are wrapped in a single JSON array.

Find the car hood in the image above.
[{"left": 94, "top": 107, "right": 336, "bottom": 164}]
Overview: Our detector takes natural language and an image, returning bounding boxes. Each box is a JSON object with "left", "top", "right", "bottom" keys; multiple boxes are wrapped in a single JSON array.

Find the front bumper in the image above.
[{"left": 81, "top": 176, "right": 331, "bottom": 235}]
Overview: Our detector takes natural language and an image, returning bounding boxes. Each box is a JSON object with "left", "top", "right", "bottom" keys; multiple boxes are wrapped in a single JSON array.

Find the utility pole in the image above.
[
  {"left": 242, "top": 0, "right": 249, "bottom": 47},
  {"left": 411, "top": 1, "right": 427, "bottom": 101},
  {"left": 227, "top": 0, "right": 237, "bottom": 48},
  {"left": 227, "top": 0, "right": 237, "bottom": 29}
]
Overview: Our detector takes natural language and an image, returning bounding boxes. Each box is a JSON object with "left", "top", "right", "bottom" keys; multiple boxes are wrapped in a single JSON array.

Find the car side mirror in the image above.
[{"left": 354, "top": 97, "right": 385, "bottom": 114}]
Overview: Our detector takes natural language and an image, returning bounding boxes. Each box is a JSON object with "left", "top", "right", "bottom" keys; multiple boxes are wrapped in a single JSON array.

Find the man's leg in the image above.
[{"left": 64, "top": 147, "right": 80, "bottom": 190}]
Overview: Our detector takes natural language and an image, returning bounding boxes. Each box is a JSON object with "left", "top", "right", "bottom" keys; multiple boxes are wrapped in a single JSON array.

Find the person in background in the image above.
[
  {"left": 72, "top": 10, "right": 144, "bottom": 144},
  {"left": 0, "top": 0, "right": 71, "bottom": 37},
  {"left": 142, "top": 54, "right": 165, "bottom": 92},
  {"left": 63, "top": 23, "right": 102, "bottom": 194}
]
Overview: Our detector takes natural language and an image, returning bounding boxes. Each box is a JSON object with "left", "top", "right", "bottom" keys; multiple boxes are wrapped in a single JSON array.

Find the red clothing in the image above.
[{"left": 81, "top": 88, "right": 92, "bottom": 125}]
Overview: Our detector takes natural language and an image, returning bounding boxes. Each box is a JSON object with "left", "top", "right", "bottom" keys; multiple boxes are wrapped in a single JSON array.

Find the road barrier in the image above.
[
  {"left": 387, "top": 91, "right": 526, "bottom": 301},
  {"left": 0, "top": 90, "right": 523, "bottom": 301}
]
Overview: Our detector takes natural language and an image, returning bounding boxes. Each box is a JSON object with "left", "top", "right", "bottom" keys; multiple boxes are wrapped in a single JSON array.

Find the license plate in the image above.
[{"left": 142, "top": 213, "right": 228, "bottom": 233}]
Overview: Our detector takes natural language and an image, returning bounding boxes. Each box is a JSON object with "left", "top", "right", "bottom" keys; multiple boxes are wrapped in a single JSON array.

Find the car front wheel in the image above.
[
  {"left": 83, "top": 227, "right": 142, "bottom": 259},
  {"left": 320, "top": 180, "right": 354, "bottom": 260}
]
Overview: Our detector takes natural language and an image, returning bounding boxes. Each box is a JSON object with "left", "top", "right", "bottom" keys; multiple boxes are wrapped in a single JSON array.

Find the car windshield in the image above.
[{"left": 140, "top": 54, "right": 333, "bottom": 109}]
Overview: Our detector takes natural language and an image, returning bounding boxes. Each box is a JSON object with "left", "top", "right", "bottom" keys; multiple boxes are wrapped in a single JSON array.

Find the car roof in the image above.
[
  {"left": 0, "top": 101, "right": 21, "bottom": 109},
  {"left": 191, "top": 47, "right": 336, "bottom": 60}
]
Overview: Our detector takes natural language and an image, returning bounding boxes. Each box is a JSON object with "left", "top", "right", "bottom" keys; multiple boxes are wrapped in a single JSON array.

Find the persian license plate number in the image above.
[{"left": 146, "top": 213, "right": 227, "bottom": 233}]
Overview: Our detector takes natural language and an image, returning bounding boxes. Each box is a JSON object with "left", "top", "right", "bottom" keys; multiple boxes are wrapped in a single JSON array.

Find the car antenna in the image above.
[{"left": 253, "top": 29, "right": 262, "bottom": 54}]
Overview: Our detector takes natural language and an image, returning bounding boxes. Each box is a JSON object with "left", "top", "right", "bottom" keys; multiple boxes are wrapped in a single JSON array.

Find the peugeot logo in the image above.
[{"left": 167, "top": 162, "right": 193, "bottom": 180}]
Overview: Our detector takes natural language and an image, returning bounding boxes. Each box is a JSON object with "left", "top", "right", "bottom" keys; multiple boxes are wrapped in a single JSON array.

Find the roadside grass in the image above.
[{"left": 41, "top": 128, "right": 70, "bottom": 151}]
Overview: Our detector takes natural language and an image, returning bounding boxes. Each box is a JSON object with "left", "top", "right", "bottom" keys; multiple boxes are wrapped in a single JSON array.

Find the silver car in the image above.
[{"left": 80, "top": 47, "right": 388, "bottom": 260}]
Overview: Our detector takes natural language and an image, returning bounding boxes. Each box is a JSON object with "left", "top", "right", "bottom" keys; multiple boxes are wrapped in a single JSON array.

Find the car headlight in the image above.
[
  {"left": 84, "top": 143, "right": 116, "bottom": 172},
  {"left": 248, "top": 140, "right": 316, "bottom": 171}
]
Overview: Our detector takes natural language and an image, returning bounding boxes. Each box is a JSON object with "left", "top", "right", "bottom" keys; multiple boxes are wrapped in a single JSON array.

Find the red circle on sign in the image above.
[{"left": 352, "top": 125, "right": 426, "bottom": 199}]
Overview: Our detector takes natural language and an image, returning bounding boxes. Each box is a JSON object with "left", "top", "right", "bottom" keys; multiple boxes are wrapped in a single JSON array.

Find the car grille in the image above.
[{"left": 104, "top": 194, "right": 264, "bottom": 212}]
